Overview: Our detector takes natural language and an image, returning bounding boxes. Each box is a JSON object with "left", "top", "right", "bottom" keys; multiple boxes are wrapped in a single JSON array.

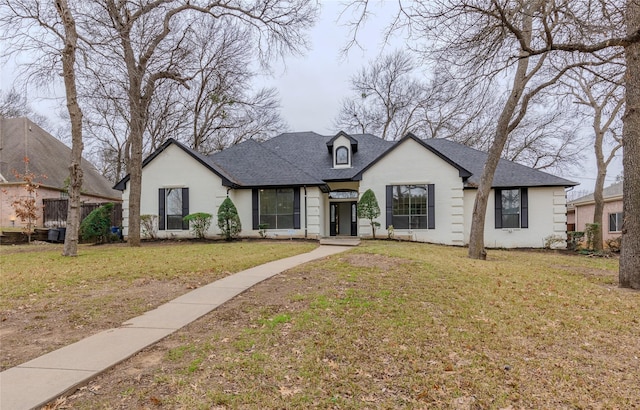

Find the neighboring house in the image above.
[
  {"left": 115, "top": 131, "right": 577, "bottom": 248},
  {"left": 567, "top": 181, "right": 623, "bottom": 242},
  {"left": 0, "top": 117, "right": 122, "bottom": 229}
]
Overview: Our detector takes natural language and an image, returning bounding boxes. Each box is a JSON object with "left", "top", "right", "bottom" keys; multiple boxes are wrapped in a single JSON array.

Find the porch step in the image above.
[{"left": 319, "top": 237, "right": 361, "bottom": 246}]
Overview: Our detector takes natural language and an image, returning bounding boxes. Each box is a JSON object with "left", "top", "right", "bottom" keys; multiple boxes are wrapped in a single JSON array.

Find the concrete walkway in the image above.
[{"left": 0, "top": 245, "right": 351, "bottom": 410}]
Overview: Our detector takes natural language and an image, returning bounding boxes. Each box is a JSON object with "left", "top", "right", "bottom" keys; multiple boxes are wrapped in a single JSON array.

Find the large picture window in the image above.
[
  {"left": 495, "top": 188, "right": 528, "bottom": 229},
  {"left": 609, "top": 212, "right": 623, "bottom": 232},
  {"left": 259, "top": 188, "right": 294, "bottom": 229},
  {"left": 385, "top": 185, "right": 435, "bottom": 230}
]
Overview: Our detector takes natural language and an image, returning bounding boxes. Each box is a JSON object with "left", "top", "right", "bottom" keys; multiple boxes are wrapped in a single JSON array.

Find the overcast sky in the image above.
[{"left": 0, "top": 1, "right": 622, "bottom": 190}]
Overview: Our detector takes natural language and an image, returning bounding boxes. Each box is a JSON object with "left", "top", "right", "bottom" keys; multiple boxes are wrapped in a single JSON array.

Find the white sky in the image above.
[{"left": 0, "top": 1, "right": 623, "bottom": 191}]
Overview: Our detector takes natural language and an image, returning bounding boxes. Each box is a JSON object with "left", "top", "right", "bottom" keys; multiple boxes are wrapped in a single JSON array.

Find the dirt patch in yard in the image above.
[{"left": 0, "top": 278, "right": 190, "bottom": 370}]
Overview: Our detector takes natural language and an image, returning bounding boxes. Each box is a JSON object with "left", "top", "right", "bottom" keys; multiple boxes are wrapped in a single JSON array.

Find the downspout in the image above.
[{"left": 304, "top": 185, "right": 308, "bottom": 238}]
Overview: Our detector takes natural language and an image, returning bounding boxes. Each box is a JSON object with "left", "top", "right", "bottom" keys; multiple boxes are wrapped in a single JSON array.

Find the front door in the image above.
[{"left": 330, "top": 202, "right": 357, "bottom": 236}]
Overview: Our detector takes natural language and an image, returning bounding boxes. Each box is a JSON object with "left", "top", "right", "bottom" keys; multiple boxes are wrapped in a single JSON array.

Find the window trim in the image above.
[
  {"left": 385, "top": 184, "right": 435, "bottom": 230},
  {"left": 252, "top": 188, "right": 300, "bottom": 230},
  {"left": 335, "top": 146, "right": 349, "bottom": 166},
  {"left": 495, "top": 188, "right": 528, "bottom": 229},
  {"left": 609, "top": 212, "right": 623, "bottom": 232},
  {"left": 158, "top": 187, "right": 189, "bottom": 231}
]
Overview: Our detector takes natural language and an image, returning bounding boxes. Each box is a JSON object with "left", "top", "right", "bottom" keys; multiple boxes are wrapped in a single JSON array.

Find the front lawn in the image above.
[
  {"left": 0, "top": 240, "right": 317, "bottom": 370},
  {"left": 57, "top": 242, "right": 640, "bottom": 409}
]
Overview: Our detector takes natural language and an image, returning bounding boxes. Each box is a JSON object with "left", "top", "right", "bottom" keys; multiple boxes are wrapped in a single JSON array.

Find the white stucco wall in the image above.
[
  {"left": 122, "top": 144, "right": 227, "bottom": 239},
  {"left": 463, "top": 186, "right": 568, "bottom": 248},
  {"left": 359, "top": 138, "right": 466, "bottom": 245}
]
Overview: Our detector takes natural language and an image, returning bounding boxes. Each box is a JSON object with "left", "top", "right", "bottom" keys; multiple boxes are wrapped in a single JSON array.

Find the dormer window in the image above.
[{"left": 336, "top": 146, "right": 349, "bottom": 165}]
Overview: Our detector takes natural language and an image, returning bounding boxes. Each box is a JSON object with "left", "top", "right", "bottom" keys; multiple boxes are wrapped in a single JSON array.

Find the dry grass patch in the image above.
[
  {"left": 0, "top": 240, "right": 317, "bottom": 370},
  {"left": 51, "top": 242, "right": 640, "bottom": 408}
]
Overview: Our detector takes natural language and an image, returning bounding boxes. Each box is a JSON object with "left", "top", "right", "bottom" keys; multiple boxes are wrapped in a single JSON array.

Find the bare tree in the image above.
[
  {"left": 0, "top": 88, "right": 51, "bottom": 127},
  {"left": 343, "top": 0, "right": 640, "bottom": 288},
  {"left": 54, "top": 0, "right": 84, "bottom": 257},
  {"left": 1, "top": 0, "right": 86, "bottom": 256},
  {"left": 82, "top": 1, "right": 316, "bottom": 247},
  {"left": 563, "top": 66, "right": 625, "bottom": 251}
]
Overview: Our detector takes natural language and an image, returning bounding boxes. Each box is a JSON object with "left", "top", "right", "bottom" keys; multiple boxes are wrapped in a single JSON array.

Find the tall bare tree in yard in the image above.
[
  {"left": 1, "top": 0, "right": 86, "bottom": 256},
  {"left": 344, "top": 0, "right": 640, "bottom": 288},
  {"left": 87, "top": 1, "right": 316, "bottom": 247},
  {"left": 564, "top": 66, "right": 625, "bottom": 251},
  {"left": 54, "top": 0, "right": 84, "bottom": 257}
]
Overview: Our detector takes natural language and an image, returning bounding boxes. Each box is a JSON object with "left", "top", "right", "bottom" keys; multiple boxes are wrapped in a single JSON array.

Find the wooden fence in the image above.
[{"left": 43, "top": 199, "right": 123, "bottom": 227}]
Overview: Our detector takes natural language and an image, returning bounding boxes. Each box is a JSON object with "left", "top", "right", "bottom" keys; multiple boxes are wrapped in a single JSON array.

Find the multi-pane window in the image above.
[
  {"left": 501, "top": 189, "right": 521, "bottom": 228},
  {"left": 259, "top": 188, "right": 294, "bottom": 229},
  {"left": 336, "top": 146, "right": 349, "bottom": 165},
  {"left": 165, "top": 188, "right": 183, "bottom": 230},
  {"left": 609, "top": 212, "right": 623, "bottom": 232},
  {"left": 391, "top": 185, "right": 428, "bottom": 229}
]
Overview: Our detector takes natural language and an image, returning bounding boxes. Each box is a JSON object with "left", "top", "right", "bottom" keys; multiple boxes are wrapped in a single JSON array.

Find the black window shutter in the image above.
[
  {"left": 158, "top": 188, "right": 166, "bottom": 230},
  {"left": 520, "top": 188, "right": 528, "bottom": 228},
  {"left": 181, "top": 188, "right": 190, "bottom": 230},
  {"left": 495, "top": 189, "right": 503, "bottom": 229},
  {"left": 293, "top": 188, "right": 301, "bottom": 229},
  {"left": 385, "top": 185, "right": 393, "bottom": 229},
  {"left": 427, "top": 184, "right": 435, "bottom": 229},
  {"left": 252, "top": 189, "right": 259, "bottom": 230}
]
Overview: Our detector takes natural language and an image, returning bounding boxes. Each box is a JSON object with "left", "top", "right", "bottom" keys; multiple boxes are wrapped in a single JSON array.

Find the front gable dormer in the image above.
[{"left": 327, "top": 131, "right": 358, "bottom": 169}]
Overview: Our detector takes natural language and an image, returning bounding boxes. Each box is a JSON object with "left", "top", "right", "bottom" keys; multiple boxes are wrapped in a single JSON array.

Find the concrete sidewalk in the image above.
[{"left": 0, "top": 245, "right": 351, "bottom": 410}]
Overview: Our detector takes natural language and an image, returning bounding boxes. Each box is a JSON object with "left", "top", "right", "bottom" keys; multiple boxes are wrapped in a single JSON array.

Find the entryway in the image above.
[{"left": 329, "top": 201, "right": 357, "bottom": 236}]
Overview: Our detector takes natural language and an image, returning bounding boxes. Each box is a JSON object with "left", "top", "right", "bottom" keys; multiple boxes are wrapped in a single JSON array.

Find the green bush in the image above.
[
  {"left": 357, "top": 189, "right": 381, "bottom": 239},
  {"left": 80, "top": 203, "right": 114, "bottom": 243},
  {"left": 183, "top": 212, "right": 213, "bottom": 239},
  {"left": 217, "top": 197, "right": 241, "bottom": 241}
]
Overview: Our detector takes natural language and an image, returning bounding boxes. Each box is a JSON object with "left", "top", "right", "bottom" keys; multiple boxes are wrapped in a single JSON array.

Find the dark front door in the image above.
[{"left": 330, "top": 202, "right": 357, "bottom": 236}]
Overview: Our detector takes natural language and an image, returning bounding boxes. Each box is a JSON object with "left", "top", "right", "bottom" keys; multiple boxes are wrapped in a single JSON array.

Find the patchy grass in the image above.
[
  {"left": 0, "top": 240, "right": 317, "bottom": 370},
  {"left": 59, "top": 242, "right": 640, "bottom": 409}
]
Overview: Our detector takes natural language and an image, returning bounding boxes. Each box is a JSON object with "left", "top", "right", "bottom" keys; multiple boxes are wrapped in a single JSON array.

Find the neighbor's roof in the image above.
[
  {"left": 569, "top": 181, "right": 623, "bottom": 205},
  {"left": 0, "top": 117, "right": 121, "bottom": 199}
]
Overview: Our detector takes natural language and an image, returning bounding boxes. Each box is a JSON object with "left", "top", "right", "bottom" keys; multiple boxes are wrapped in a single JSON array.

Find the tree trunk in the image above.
[
  {"left": 620, "top": 1, "right": 640, "bottom": 289},
  {"left": 468, "top": 55, "right": 530, "bottom": 259},
  {"left": 592, "top": 169, "right": 606, "bottom": 252},
  {"left": 55, "top": 0, "right": 84, "bottom": 257}
]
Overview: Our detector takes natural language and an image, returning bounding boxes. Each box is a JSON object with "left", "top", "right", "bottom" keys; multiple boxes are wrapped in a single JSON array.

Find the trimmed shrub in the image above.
[
  {"left": 217, "top": 197, "right": 241, "bottom": 241},
  {"left": 357, "top": 189, "right": 381, "bottom": 239},
  {"left": 80, "top": 203, "right": 114, "bottom": 243},
  {"left": 184, "top": 212, "right": 213, "bottom": 239}
]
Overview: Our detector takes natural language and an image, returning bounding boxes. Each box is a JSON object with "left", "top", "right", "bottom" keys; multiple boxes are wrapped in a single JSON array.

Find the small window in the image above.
[
  {"left": 335, "top": 146, "right": 349, "bottom": 165},
  {"left": 166, "top": 188, "right": 183, "bottom": 230},
  {"left": 501, "top": 189, "right": 521, "bottom": 228},
  {"left": 609, "top": 212, "right": 623, "bottom": 232}
]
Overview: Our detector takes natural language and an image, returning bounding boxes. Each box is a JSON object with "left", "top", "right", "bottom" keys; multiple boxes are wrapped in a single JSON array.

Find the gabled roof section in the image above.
[
  {"left": 326, "top": 130, "right": 358, "bottom": 154},
  {"left": 0, "top": 117, "right": 121, "bottom": 199},
  {"left": 354, "top": 133, "right": 473, "bottom": 180},
  {"left": 569, "top": 181, "right": 623, "bottom": 205},
  {"left": 113, "top": 138, "right": 237, "bottom": 191}
]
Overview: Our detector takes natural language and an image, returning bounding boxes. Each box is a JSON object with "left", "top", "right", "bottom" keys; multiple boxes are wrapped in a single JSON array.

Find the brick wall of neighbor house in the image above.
[
  {"left": 1, "top": 185, "right": 118, "bottom": 229},
  {"left": 359, "top": 137, "right": 466, "bottom": 246},
  {"left": 573, "top": 199, "right": 623, "bottom": 243},
  {"left": 463, "top": 186, "right": 567, "bottom": 248}
]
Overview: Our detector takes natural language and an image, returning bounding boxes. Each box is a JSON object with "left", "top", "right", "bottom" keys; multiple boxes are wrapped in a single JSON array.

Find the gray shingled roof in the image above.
[
  {"left": 121, "top": 131, "right": 576, "bottom": 190},
  {"left": 423, "top": 138, "right": 577, "bottom": 188},
  {"left": 0, "top": 117, "right": 121, "bottom": 199}
]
